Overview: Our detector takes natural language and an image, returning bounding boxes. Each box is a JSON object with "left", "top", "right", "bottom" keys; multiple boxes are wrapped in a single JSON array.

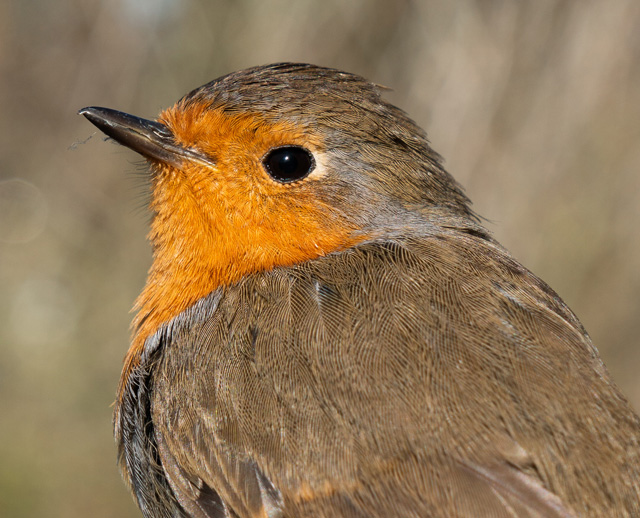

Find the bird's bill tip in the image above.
[{"left": 78, "top": 106, "right": 99, "bottom": 116}]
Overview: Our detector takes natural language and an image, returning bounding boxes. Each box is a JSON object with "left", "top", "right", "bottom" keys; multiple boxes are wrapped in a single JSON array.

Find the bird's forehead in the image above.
[{"left": 159, "top": 97, "right": 325, "bottom": 158}]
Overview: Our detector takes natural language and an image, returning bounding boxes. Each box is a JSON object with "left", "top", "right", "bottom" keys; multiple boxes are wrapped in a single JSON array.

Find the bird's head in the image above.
[{"left": 80, "top": 63, "right": 478, "bottom": 369}]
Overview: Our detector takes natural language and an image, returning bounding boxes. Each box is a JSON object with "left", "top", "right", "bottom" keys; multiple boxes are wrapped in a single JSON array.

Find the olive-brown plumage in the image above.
[{"left": 81, "top": 63, "right": 640, "bottom": 518}]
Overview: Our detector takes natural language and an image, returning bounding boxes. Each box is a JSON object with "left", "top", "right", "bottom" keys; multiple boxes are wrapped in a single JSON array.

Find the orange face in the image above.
[
  {"left": 124, "top": 99, "right": 368, "bottom": 378},
  {"left": 154, "top": 100, "right": 352, "bottom": 283}
]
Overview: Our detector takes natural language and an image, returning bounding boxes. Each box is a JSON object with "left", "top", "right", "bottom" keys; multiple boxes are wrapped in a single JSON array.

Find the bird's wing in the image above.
[{"left": 148, "top": 237, "right": 640, "bottom": 517}]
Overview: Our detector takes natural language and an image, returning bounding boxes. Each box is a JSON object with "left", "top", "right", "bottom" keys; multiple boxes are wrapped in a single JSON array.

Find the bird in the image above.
[{"left": 80, "top": 63, "right": 640, "bottom": 518}]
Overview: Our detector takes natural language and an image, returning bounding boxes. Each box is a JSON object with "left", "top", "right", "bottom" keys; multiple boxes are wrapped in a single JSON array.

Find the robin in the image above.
[{"left": 80, "top": 63, "right": 640, "bottom": 518}]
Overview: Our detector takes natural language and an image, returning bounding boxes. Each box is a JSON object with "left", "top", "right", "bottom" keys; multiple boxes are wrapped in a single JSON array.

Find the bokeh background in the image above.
[{"left": 1, "top": 0, "right": 639, "bottom": 516}]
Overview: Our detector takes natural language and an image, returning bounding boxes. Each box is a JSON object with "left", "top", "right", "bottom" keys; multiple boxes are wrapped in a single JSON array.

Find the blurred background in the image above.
[{"left": 1, "top": 0, "right": 639, "bottom": 516}]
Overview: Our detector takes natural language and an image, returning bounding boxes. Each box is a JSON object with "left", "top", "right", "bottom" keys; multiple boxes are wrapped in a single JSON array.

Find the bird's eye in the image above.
[{"left": 262, "top": 146, "right": 315, "bottom": 183}]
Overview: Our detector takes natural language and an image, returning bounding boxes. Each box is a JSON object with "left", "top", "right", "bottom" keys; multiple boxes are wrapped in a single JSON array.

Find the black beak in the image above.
[{"left": 78, "top": 107, "right": 211, "bottom": 167}]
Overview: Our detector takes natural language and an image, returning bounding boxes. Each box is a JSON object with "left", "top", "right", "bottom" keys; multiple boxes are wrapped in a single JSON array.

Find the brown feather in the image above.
[{"left": 145, "top": 236, "right": 640, "bottom": 517}]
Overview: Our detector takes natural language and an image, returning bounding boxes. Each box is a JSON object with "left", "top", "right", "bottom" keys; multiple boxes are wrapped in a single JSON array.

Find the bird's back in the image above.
[{"left": 121, "top": 233, "right": 640, "bottom": 517}]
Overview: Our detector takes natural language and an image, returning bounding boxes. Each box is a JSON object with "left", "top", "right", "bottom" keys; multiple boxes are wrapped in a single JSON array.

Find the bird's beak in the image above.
[{"left": 79, "top": 106, "right": 212, "bottom": 168}]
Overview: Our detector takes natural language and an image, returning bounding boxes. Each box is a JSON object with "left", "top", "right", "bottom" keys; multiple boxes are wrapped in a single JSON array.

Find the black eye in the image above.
[{"left": 263, "top": 146, "right": 315, "bottom": 183}]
